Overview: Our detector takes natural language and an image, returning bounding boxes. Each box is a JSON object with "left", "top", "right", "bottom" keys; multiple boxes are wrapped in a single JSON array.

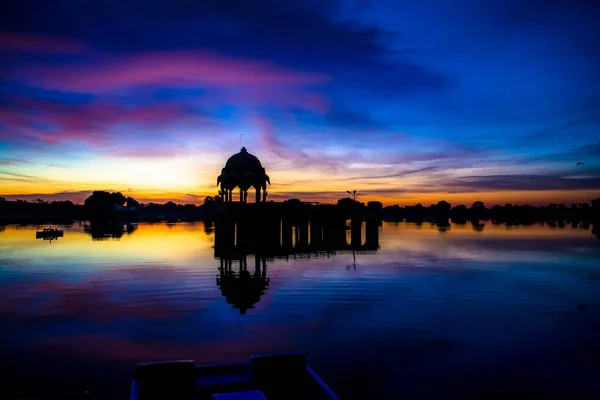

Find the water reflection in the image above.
[
  {"left": 83, "top": 221, "right": 138, "bottom": 240},
  {"left": 0, "top": 222, "right": 599, "bottom": 399},
  {"left": 217, "top": 256, "right": 270, "bottom": 314}
]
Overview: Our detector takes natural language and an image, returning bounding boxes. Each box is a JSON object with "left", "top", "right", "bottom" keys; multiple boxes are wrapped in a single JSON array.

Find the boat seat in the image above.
[
  {"left": 212, "top": 390, "right": 267, "bottom": 400},
  {"left": 133, "top": 360, "right": 196, "bottom": 400}
]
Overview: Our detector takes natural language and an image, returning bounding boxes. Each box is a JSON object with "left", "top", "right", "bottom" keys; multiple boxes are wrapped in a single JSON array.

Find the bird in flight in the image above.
[{"left": 576, "top": 162, "right": 584, "bottom": 166}]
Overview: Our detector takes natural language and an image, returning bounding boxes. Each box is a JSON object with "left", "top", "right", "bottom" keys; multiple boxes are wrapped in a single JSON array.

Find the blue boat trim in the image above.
[{"left": 130, "top": 353, "right": 339, "bottom": 400}]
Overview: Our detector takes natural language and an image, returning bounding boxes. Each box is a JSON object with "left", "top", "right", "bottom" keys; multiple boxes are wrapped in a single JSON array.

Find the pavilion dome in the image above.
[
  {"left": 224, "top": 147, "right": 264, "bottom": 175},
  {"left": 217, "top": 147, "right": 270, "bottom": 199}
]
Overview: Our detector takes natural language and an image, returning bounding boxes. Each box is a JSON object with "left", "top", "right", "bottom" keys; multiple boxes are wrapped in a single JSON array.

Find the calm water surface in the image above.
[{"left": 1, "top": 222, "right": 600, "bottom": 399}]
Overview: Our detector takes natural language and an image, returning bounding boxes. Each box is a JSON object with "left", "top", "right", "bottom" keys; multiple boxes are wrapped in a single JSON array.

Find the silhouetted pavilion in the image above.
[{"left": 217, "top": 147, "right": 270, "bottom": 203}]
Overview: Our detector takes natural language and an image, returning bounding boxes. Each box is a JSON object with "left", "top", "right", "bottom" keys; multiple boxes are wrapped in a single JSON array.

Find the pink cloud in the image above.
[
  {"left": 255, "top": 116, "right": 349, "bottom": 170},
  {"left": 0, "top": 32, "right": 94, "bottom": 55},
  {"left": 0, "top": 97, "right": 217, "bottom": 147},
  {"left": 200, "top": 89, "right": 331, "bottom": 114},
  {"left": 21, "top": 50, "right": 330, "bottom": 93}
]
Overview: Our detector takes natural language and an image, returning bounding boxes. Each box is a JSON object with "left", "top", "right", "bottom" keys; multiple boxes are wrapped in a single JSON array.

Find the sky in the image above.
[{"left": 0, "top": 0, "right": 599, "bottom": 206}]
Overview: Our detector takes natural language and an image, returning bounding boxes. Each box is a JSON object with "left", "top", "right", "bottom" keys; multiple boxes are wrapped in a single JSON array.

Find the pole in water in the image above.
[{"left": 240, "top": 134, "right": 245, "bottom": 148}]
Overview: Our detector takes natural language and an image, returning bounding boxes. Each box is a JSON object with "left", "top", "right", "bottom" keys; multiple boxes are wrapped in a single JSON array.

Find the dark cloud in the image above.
[
  {"left": 342, "top": 166, "right": 441, "bottom": 181},
  {"left": 0, "top": 171, "right": 48, "bottom": 182},
  {"left": 0, "top": 0, "right": 450, "bottom": 96},
  {"left": 0, "top": 158, "right": 29, "bottom": 166},
  {"left": 441, "top": 174, "right": 600, "bottom": 192},
  {"left": 324, "top": 108, "right": 387, "bottom": 130},
  {"left": 519, "top": 143, "right": 600, "bottom": 165}
]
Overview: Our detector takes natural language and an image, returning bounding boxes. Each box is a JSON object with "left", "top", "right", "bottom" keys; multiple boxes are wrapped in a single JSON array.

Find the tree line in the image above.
[{"left": 1, "top": 193, "right": 599, "bottom": 224}]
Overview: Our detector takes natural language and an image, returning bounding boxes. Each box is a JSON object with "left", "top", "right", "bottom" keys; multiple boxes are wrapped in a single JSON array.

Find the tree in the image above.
[
  {"left": 126, "top": 197, "right": 140, "bottom": 208},
  {"left": 471, "top": 201, "right": 485, "bottom": 210},
  {"left": 110, "top": 192, "right": 126, "bottom": 206},
  {"left": 337, "top": 197, "right": 364, "bottom": 216},
  {"left": 204, "top": 196, "right": 215, "bottom": 207},
  {"left": 346, "top": 190, "right": 361, "bottom": 201},
  {"left": 470, "top": 201, "right": 486, "bottom": 220},
  {"left": 453, "top": 205, "right": 467, "bottom": 213},
  {"left": 164, "top": 201, "right": 178, "bottom": 209},
  {"left": 436, "top": 200, "right": 452, "bottom": 213},
  {"left": 367, "top": 201, "right": 383, "bottom": 211},
  {"left": 0, "top": 197, "right": 6, "bottom": 202},
  {"left": 84, "top": 191, "right": 127, "bottom": 218}
]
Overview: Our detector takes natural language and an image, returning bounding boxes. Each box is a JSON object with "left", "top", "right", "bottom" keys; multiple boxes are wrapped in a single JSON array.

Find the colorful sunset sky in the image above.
[{"left": 1, "top": 0, "right": 599, "bottom": 206}]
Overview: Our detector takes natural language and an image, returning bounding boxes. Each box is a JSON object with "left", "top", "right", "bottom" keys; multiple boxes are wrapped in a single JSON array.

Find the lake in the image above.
[{"left": 1, "top": 222, "right": 599, "bottom": 399}]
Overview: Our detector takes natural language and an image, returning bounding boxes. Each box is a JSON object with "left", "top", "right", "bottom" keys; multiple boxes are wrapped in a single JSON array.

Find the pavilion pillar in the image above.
[
  {"left": 256, "top": 187, "right": 261, "bottom": 203},
  {"left": 240, "top": 189, "right": 244, "bottom": 203},
  {"left": 244, "top": 191, "right": 248, "bottom": 203}
]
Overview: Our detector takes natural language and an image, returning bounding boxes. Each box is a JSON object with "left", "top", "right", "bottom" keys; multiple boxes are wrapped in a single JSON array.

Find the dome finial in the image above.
[{"left": 241, "top": 146, "right": 247, "bottom": 152}]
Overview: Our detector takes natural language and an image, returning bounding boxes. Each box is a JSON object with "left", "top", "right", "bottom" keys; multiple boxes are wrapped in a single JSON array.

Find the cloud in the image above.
[
  {"left": 526, "top": 143, "right": 600, "bottom": 164},
  {"left": 15, "top": 51, "right": 330, "bottom": 94},
  {"left": 342, "top": 166, "right": 442, "bottom": 181},
  {"left": 0, "top": 96, "right": 218, "bottom": 150},
  {"left": 255, "top": 116, "right": 348, "bottom": 170},
  {"left": 0, "top": 158, "right": 29, "bottom": 166},
  {"left": 0, "top": 0, "right": 449, "bottom": 97},
  {"left": 322, "top": 108, "right": 387, "bottom": 130},
  {"left": 0, "top": 31, "right": 94, "bottom": 55},
  {"left": 441, "top": 174, "right": 600, "bottom": 192},
  {"left": 0, "top": 171, "right": 48, "bottom": 183}
]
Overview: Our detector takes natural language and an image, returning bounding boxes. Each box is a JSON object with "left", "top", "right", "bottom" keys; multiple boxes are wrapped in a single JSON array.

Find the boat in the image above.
[
  {"left": 130, "top": 353, "right": 340, "bottom": 400},
  {"left": 35, "top": 228, "right": 64, "bottom": 239}
]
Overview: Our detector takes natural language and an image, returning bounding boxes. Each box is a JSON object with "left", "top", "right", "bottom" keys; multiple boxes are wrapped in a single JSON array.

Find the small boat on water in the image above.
[
  {"left": 130, "top": 353, "right": 340, "bottom": 400},
  {"left": 36, "top": 228, "right": 64, "bottom": 239}
]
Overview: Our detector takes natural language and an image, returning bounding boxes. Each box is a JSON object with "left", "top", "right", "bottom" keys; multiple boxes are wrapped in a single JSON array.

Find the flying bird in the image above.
[{"left": 576, "top": 162, "right": 584, "bottom": 166}]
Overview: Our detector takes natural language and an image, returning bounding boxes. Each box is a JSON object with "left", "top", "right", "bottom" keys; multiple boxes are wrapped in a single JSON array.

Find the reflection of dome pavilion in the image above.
[
  {"left": 217, "top": 258, "right": 270, "bottom": 315},
  {"left": 217, "top": 147, "right": 270, "bottom": 203}
]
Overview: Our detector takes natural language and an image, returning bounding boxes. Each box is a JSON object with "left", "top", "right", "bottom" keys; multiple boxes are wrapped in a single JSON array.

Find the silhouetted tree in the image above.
[
  {"left": 453, "top": 205, "right": 467, "bottom": 213},
  {"left": 84, "top": 191, "right": 127, "bottom": 220},
  {"left": 592, "top": 198, "right": 600, "bottom": 221},
  {"left": 471, "top": 201, "right": 485, "bottom": 210},
  {"left": 346, "top": 190, "right": 361, "bottom": 201},
  {"left": 164, "top": 201, "right": 178, "bottom": 209},
  {"left": 451, "top": 204, "right": 468, "bottom": 223},
  {"left": 111, "top": 192, "right": 126, "bottom": 206},
  {"left": 126, "top": 197, "right": 140, "bottom": 208},
  {"left": 436, "top": 200, "right": 452, "bottom": 213},
  {"left": 471, "top": 201, "right": 486, "bottom": 220},
  {"left": 367, "top": 201, "right": 383, "bottom": 211},
  {"left": 0, "top": 197, "right": 5, "bottom": 202},
  {"left": 337, "top": 197, "right": 364, "bottom": 217}
]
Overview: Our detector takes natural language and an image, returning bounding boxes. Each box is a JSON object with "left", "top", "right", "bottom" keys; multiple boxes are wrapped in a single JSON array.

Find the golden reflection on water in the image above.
[
  {"left": 0, "top": 222, "right": 216, "bottom": 269},
  {"left": 0, "top": 221, "right": 594, "bottom": 270}
]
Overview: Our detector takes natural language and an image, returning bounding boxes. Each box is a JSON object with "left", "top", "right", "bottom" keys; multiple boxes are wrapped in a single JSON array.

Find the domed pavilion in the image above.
[{"left": 217, "top": 147, "right": 270, "bottom": 203}]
